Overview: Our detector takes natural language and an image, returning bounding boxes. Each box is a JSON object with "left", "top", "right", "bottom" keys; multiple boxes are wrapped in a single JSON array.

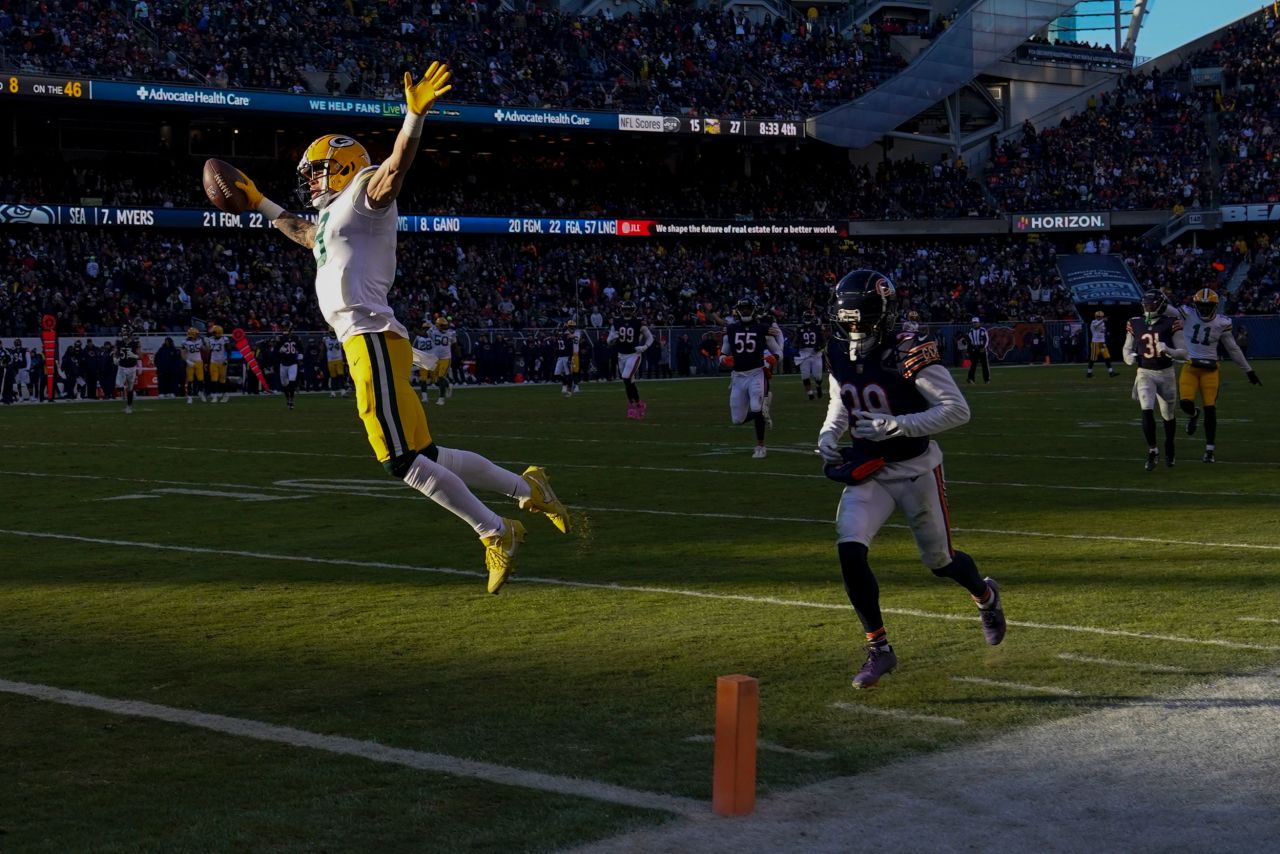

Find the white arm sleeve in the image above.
[
  {"left": 640, "top": 325, "right": 655, "bottom": 349},
  {"left": 818, "top": 375, "right": 850, "bottom": 444},
  {"left": 606, "top": 327, "right": 619, "bottom": 344},
  {"left": 1221, "top": 329, "right": 1252, "bottom": 372},
  {"left": 720, "top": 334, "right": 732, "bottom": 356},
  {"left": 891, "top": 364, "right": 970, "bottom": 437},
  {"left": 1123, "top": 329, "right": 1138, "bottom": 366},
  {"left": 765, "top": 333, "right": 782, "bottom": 356}
]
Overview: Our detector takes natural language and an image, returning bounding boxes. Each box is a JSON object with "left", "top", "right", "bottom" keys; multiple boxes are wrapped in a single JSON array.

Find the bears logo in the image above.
[{"left": 988, "top": 326, "right": 1017, "bottom": 360}]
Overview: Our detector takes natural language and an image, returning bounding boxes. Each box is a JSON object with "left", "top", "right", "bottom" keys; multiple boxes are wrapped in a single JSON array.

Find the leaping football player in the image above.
[
  {"left": 182, "top": 327, "right": 207, "bottom": 404},
  {"left": 609, "top": 301, "right": 653, "bottom": 418},
  {"left": 230, "top": 61, "right": 567, "bottom": 591},
  {"left": 796, "top": 309, "right": 826, "bottom": 401},
  {"left": 207, "top": 325, "right": 231, "bottom": 402},
  {"left": 721, "top": 297, "right": 781, "bottom": 458},
  {"left": 818, "top": 270, "right": 1005, "bottom": 689},
  {"left": 1123, "top": 290, "right": 1187, "bottom": 470},
  {"left": 1163, "top": 287, "right": 1261, "bottom": 462}
]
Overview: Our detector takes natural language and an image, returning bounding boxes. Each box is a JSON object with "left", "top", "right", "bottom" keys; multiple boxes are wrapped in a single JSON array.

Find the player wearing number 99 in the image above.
[
  {"left": 1123, "top": 289, "right": 1187, "bottom": 471},
  {"left": 227, "top": 62, "right": 569, "bottom": 593},
  {"left": 608, "top": 301, "right": 654, "bottom": 419},
  {"left": 817, "top": 270, "right": 1005, "bottom": 689}
]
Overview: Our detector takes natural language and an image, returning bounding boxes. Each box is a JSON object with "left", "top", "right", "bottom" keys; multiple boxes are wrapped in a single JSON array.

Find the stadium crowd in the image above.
[
  {"left": 3, "top": 228, "right": 1275, "bottom": 345},
  {"left": 0, "top": 148, "right": 995, "bottom": 221},
  {"left": 1, "top": 0, "right": 904, "bottom": 119}
]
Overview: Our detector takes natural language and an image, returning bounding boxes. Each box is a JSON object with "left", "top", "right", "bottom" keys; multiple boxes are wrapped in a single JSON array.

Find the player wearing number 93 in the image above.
[
  {"left": 1123, "top": 289, "right": 1188, "bottom": 471},
  {"left": 227, "top": 62, "right": 569, "bottom": 593},
  {"left": 817, "top": 269, "right": 1006, "bottom": 689}
]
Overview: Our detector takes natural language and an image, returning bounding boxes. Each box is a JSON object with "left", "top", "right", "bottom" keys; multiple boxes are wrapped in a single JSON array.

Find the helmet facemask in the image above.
[
  {"left": 1142, "top": 290, "right": 1167, "bottom": 323},
  {"left": 828, "top": 270, "right": 897, "bottom": 361}
]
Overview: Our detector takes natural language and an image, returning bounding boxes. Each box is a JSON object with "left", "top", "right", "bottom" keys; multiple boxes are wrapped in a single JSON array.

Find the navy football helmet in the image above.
[
  {"left": 829, "top": 269, "right": 898, "bottom": 360},
  {"left": 1142, "top": 289, "right": 1168, "bottom": 321},
  {"left": 735, "top": 296, "right": 757, "bottom": 322}
]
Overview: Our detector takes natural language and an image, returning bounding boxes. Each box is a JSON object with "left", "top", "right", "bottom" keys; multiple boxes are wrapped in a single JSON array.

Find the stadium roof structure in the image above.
[{"left": 809, "top": 0, "right": 1152, "bottom": 151}]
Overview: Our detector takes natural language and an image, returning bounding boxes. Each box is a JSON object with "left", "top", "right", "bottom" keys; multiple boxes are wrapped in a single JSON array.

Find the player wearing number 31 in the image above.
[
  {"left": 228, "top": 62, "right": 569, "bottom": 593},
  {"left": 817, "top": 270, "right": 1005, "bottom": 689},
  {"left": 1123, "top": 290, "right": 1188, "bottom": 471}
]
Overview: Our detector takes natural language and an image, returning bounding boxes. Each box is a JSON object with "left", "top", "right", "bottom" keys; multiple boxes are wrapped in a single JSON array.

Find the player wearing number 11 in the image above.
[{"left": 226, "top": 62, "right": 570, "bottom": 593}]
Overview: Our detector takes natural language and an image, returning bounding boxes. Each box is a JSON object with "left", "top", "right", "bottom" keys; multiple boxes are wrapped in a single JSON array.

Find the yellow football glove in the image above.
[
  {"left": 404, "top": 61, "right": 452, "bottom": 115},
  {"left": 233, "top": 172, "right": 264, "bottom": 209}
]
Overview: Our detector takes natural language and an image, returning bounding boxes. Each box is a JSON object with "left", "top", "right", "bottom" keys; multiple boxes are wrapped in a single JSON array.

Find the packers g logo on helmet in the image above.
[
  {"left": 1193, "top": 287, "right": 1220, "bottom": 321},
  {"left": 297, "top": 134, "right": 371, "bottom": 209}
]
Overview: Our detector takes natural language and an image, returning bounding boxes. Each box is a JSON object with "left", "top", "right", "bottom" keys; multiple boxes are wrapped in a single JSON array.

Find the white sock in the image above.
[
  {"left": 402, "top": 454, "right": 504, "bottom": 538},
  {"left": 436, "top": 446, "right": 530, "bottom": 500}
]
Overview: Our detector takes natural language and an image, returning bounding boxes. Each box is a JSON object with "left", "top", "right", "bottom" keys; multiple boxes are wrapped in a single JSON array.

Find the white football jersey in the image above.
[
  {"left": 431, "top": 328, "right": 456, "bottom": 360},
  {"left": 182, "top": 337, "right": 205, "bottom": 363},
  {"left": 207, "top": 335, "right": 229, "bottom": 363},
  {"left": 412, "top": 333, "right": 433, "bottom": 352},
  {"left": 1090, "top": 318, "right": 1107, "bottom": 343},
  {"left": 324, "top": 337, "right": 343, "bottom": 361},
  {"left": 1176, "top": 308, "right": 1236, "bottom": 363},
  {"left": 312, "top": 166, "right": 408, "bottom": 343}
]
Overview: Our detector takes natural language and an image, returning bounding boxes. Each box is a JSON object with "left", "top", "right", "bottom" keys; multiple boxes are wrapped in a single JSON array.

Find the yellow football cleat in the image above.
[
  {"left": 482, "top": 518, "right": 526, "bottom": 594},
  {"left": 519, "top": 466, "right": 570, "bottom": 534}
]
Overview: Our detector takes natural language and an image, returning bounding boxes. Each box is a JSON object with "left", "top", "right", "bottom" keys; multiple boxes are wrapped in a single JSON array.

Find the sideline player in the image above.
[
  {"left": 207, "top": 325, "right": 231, "bottom": 402},
  {"left": 115, "top": 326, "right": 141, "bottom": 413},
  {"left": 182, "top": 327, "right": 207, "bottom": 403},
  {"left": 609, "top": 301, "right": 653, "bottom": 418},
  {"left": 1164, "top": 287, "right": 1261, "bottom": 462},
  {"left": 413, "top": 320, "right": 435, "bottom": 402},
  {"left": 276, "top": 325, "right": 302, "bottom": 410},
  {"left": 1087, "top": 310, "right": 1117, "bottom": 378},
  {"left": 818, "top": 269, "right": 1005, "bottom": 689},
  {"left": 232, "top": 61, "right": 567, "bottom": 590},
  {"left": 429, "top": 316, "right": 456, "bottom": 405},
  {"left": 721, "top": 297, "right": 781, "bottom": 458},
  {"left": 555, "top": 319, "right": 581, "bottom": 397},
  {"left": 323, "top": 329, "right": 348, "bottom": 397},
  {"left": 1123, "top": 290, "right": 1187, "bottom": 470},
  {"left": 796, "top": 309, "right": 826, "bottom": 401}
]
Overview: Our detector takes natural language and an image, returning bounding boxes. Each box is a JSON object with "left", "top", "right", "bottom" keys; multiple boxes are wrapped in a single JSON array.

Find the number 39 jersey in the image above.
[
  {"left": 1126, "top": 314, "right": 1182, "bottom": 370},
  {"left": 826, "top": 336, "right": 939, "bottom": 463}
]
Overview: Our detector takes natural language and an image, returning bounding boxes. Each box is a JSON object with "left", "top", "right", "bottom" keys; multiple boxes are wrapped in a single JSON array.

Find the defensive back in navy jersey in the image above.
[
  {"left": 826, "top": 334, "right": 942, "bottom": 462},
  {"left": 1126, "top": 314, "right": 1182, "bottom": 371}
]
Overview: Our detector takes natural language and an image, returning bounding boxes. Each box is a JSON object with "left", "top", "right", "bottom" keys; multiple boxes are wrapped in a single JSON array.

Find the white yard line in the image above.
[
  {"left": 950, "top": 676, "right": 1082, "bottom": 697},
  {"left": 0, "top": 678, "right": 703, "bottom": 817},
  {"left": 1238, "top": 617, "right": 1280, "bottom": 625},
  {"left": 830, "top": 703, "right": 967, "bottom": 727},
  {"left": 1055, "top": 653, "right": 1188, "bottom": 674},
  {"left": 3, "top": 528, "right": 1279, "bottom": 652},
  {"left": 682, "top": 735, "right": 834, "bottom": 761}
]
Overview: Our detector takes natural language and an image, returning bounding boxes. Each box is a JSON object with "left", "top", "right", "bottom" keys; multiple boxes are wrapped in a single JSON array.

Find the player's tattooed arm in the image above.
[{"left": 274, "top": 212, "right": 317, "bottom": 248}]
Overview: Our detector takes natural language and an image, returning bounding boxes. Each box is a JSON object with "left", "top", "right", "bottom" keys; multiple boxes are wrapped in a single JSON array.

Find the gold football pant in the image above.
[
  {"left": 343, "top": 332, "right": 432, "bottom": 472},
  {"left": 1179, "top": 363, "right": 1220, "bottom": 406}
]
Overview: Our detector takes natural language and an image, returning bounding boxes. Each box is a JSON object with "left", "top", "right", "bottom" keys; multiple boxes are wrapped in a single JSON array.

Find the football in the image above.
[{"left": 202, "top": 158, "right": 250, "bottom": 214}]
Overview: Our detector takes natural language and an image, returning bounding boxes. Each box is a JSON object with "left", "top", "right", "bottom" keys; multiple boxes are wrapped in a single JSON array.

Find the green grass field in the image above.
[{"left": 2, "top": 364, "right": 1278, "bottom": 852}]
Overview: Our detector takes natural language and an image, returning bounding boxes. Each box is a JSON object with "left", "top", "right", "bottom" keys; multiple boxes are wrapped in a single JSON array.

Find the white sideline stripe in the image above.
[
  {"left": 683, "top": 734, "right": 834, "bottom": 761},
  {"left": 96, "top": 493, "right": 161, "bottom": 501},
  {"left": 950, "top": 677, "right": 1082, "bottom": 697},
  {"left": 1238, "top": 617, "right": 1280, "bottom": 625},
  {"left": 831, "top": 703, "right": 967, "bottom": 727},
  {"left": 3, "top": 529, "right": 1280, "bottom": 652},
  {"left": 1055, "top": 653, "right": 1188, "bottom": 673},
  {"left": 0, "top": 678, "right": 703, "bottom": 817}
]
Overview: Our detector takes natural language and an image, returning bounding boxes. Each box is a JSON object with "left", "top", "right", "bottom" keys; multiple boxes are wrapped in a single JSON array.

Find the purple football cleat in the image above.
[
  {"left": 978, "top": 577, "right": 1006, "bottom": 646},
  {"left": 851, "top": 644, "right": 898, "bottom": 689}
]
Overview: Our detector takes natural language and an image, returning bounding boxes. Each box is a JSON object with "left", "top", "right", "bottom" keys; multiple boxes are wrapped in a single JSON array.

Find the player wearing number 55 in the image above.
[
  {"left": 818, "top": 270, "right": 1006, "bottom": 690},
  {"left": 202, "top": 62, "right": 569, "bottom": 594}
]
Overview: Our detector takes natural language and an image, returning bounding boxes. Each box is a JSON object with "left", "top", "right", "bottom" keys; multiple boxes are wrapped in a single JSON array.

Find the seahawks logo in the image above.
[{"left": 0, "top": 205, "right": 56, "bottom": 224}]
